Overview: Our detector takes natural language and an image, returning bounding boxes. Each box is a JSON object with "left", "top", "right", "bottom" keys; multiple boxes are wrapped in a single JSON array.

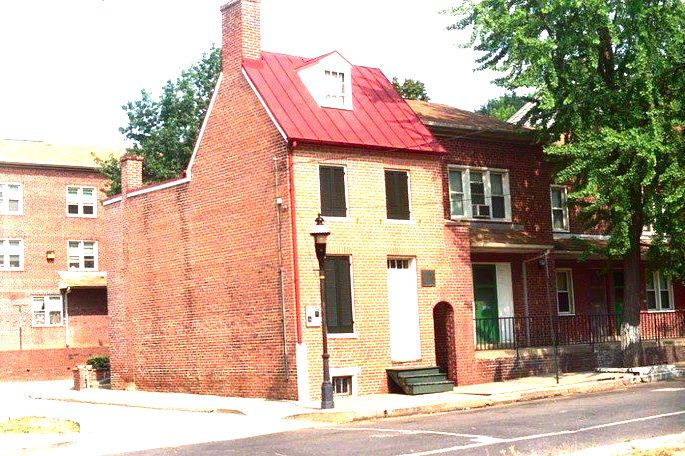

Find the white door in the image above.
[
  {"left": 387, "top": 258, "right": 421, "bottom": 362},
  {"left": 495, "top": 263, "right": 514, "bottom": 343}
]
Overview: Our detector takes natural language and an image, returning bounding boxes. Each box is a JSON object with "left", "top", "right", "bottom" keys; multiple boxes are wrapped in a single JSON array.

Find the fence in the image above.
[{"left": 474, "top": 310, "right": 685, "bottom": 351}]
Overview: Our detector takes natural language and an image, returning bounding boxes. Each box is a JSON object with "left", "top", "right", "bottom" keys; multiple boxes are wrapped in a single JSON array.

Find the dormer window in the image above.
[
  {"left": 298, "top": 51, "right": 353, "bottom": 111},
  {"left": 324, "top": 70, "right": 346, "bottom": 107}
]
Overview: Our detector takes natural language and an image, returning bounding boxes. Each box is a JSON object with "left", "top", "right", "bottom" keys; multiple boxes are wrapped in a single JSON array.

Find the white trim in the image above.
[
  {"left": 103, "top": 73, "right": 223, "bottom": 207},
  {"left": 0, "top": 182, "right": 23, "bottom": 215},
  {"left": 31, "top": 295, "right": 64, "bottom": 328},
  {"left": 242, "top": 68, "right": 288, "bottom": 142},
  {"left": 296, "top": 343, "right": 309, "bottom": 403},
  {"left": 550, "top": 185, "right": 570, "bottom": 232},
  {"left": 328, "top": 333, "right": 358, "bottom": 339},
  {"left": 67, "top": 240, "right": 98, "bottom": 271},
  {"left": 646, "top": 271, "right": 674, "bottom": 311},
  {"left": 448, "top": 165, "right": 512, "bottom": 222},
  {"left": 186, "top": 73, "right": 224, "bottom": 180},
  {"left": 66, "top": 185, "right": 97, "bottom": 218},
  {"left": 553, "top": 233, "right": 611, "bottom": 240},
  {"left": 329, "top": 366, "right": 361, "bottom": 396},
  {"left": 0, "top": 238, "right": 24, "bottom": 271},
  {"left": 555, "top": 268, "right": 575, "bottom": 315}
]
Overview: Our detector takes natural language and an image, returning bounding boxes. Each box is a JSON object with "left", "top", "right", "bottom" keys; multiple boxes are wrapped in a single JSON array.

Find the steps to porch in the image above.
[{"left": 387, "top": 367, "right": 454, "bottom": 395}]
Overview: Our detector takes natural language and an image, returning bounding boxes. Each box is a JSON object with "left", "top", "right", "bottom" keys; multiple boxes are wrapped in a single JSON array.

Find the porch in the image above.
[{"left": 475, "top": 310, "right": 685, "bottom": 351}]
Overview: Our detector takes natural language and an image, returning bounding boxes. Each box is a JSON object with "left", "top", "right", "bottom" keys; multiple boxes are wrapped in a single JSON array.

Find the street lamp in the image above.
[{"left": 310, "top": 214, "right": 334, "bottom": 409}]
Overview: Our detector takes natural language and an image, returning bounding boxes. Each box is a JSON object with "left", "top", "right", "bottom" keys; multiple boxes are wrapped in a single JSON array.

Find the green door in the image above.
[
  {"left": 613, "top": 271, "right": 624, "bottom": 336},
  {"left": 473, "top": 264, "right": 499, "bottom": 344}
]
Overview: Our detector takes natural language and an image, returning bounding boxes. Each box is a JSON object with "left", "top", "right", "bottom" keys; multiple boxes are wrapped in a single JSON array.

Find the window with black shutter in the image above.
[
  {"left": 385, "top": 170, "right": 410, "bottom": 220},
  {"left": 324, "top": 256, "right": 353, "bottom": 333},
  {"left": 319, "top": 166, "right": 347, "bottom": 217}
]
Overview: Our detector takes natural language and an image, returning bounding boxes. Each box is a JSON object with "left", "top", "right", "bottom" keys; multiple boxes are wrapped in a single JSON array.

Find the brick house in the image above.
[
  {"left": 105, "top": 0, "right": 684, "bottom": 400},
  {"left": 0, "top": 139, "right": 122, "bottom": 380}
]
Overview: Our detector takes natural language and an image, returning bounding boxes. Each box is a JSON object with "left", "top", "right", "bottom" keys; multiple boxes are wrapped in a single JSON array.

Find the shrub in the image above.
[{"left": 86, "top": 356, "right": 110, "bottom": 370}]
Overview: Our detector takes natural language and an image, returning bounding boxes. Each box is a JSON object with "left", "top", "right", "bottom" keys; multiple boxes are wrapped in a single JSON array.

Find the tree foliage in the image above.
[
  {"left": 391, "top": 77, "right": 430, "bottom": 101},
  {"left": 476, "top": 93, "right": 527, "bottom": 121},
  {"left": 451, "top": 0, "right": 685, "bottom": 364},
  {"left": 99, "top": 47, "right": 222, "bottom": 195}
]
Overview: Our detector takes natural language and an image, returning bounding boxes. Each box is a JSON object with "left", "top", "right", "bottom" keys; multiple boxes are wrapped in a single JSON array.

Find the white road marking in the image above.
[
  {"left": 324, "top": 426, "right": 500, "bottom": 442},
  {"left": 653, "top": 388, "right": 685, "bottom": 392},
  {"left": 394, "top": 409, "right": 685, "bottom": 456}
]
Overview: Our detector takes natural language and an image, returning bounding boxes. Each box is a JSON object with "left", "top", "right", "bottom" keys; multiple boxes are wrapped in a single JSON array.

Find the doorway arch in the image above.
[{"left": 433, "top": 301, "right": 456, "bottom": 384}]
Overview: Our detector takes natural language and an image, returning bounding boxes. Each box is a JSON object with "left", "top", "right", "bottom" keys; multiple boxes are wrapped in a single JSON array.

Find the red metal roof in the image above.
[{"left": 242, "top": 52, "right": 444, "bottom": 153}]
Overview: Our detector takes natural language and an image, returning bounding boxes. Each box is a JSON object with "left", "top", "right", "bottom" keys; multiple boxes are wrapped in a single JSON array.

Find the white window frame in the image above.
[
  {"left": 67, "top": 240, "right": 98, "bottom": 271},
  {"left": 66, "top": 185, "right": 97, "bottom": 218},
  {"left": 550, "top": 185, "right": 570, "bottom": 232},
  {"left": 448, "top": 166, "right": 511, "bottom": 221},
  {"left": 323, "top": 70, "right": 348, "bottom": 109},
  {"left": 31, "top": 295, "right": 64, "bottom": 327},
  {"left": 646, "top": 271, "right": 674, "bottom": 312},
  {"left": 0, "top": 182, "right": 23, "bottom": 215},
  {"left": 555, "top": 269, "right": 575, "bottom": 315},
  {"left": 329, "top": 367, "right": 361, "bottom": 396},
  {"left": 0, "top": 239, "right": 24, "bottom": 271}
]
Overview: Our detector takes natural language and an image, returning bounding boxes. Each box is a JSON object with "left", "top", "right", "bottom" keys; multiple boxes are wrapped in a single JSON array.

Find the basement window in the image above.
[{"left": 333, "top": 376, "right": 353, "bottom": 396}]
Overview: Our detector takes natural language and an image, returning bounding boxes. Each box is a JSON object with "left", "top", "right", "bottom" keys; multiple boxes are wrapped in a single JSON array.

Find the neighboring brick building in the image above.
[
  {"left": 0, "top": 139, "right": 122, "bottom": 380},
  {"left": 105, "top": 0, "right": 684, "bottom": 400}
]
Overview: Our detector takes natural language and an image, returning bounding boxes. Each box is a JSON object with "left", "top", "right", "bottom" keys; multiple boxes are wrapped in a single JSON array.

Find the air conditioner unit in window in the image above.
[{"left": 472, "top": 204, "right": 491, "bottom": 219}]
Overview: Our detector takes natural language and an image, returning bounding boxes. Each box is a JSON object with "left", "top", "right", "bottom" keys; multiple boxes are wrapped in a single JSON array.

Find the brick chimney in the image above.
[
  {"left": 221, "top": 0, "right": 261, "bottom": 74},
  {"left": 120, "top": 154, "right": 143, "bottom": 195}
]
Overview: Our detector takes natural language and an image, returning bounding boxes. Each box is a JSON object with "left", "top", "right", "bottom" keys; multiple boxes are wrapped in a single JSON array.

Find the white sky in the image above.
[{"left": 0, "top": 0, "right": 503, "bottom": 148}]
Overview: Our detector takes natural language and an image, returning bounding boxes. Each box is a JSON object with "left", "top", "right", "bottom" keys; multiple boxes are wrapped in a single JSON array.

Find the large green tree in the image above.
[
  {"left": 476, "top": 93, "right": 527, "bottom": 121},
  {"left": 99, "top": 47, "right": 221, "bottom": 195},
  {"left": 451, "top": 0, "right": 685, "bottom": 366},
  {"left": 391, "top": 77, "right": 430, "bottom": 101}
]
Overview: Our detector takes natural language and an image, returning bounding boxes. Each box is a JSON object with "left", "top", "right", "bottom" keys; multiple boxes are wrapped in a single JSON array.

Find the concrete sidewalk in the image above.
[{"left": 1, "top": 368, "right": 681, "bottom": 455}]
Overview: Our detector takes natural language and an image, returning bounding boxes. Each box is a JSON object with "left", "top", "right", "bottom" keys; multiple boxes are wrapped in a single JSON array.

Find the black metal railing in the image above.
[{"left": 474, "top": 310, "right": 685, "bottom": 351}]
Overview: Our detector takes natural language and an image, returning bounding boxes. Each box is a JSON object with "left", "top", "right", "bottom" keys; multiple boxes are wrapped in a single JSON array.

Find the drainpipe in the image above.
[
  {"left": 274, "top": 156, "right": 289, "bottom": 379},
  {"left": 288, "top": 143, "right": 303, "bottom": 344},
  {"left": 63, "top": 288, "right": 70, "bottom": 348}
]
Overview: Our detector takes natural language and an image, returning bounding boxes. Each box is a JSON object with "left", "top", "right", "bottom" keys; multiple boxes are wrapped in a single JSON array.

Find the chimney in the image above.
[
  {"left": 221, "top": 0, "right": 261, "bottom": 74},
  {"left": 120, "top": 154, "right": 143, "bottom": 195}
]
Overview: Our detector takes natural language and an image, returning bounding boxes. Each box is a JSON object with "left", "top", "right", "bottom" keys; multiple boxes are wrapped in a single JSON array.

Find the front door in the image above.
[
  {"left": 388, "top": 258, "right": 421, "bottom": 362},
  {"left": 473, "top": 264, "right": 499, "bottom": 344},
  {"left": 613, "top": 271, "right": 624, "bottom": 335}
]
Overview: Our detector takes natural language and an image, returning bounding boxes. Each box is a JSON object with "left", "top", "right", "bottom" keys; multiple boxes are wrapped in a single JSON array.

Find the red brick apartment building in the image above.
[
  {"left": 105, "top": 0, "right": 685, "bottom": 400},
  {"left": 0, "top": 139, "right": 122, "bottom": 380}
]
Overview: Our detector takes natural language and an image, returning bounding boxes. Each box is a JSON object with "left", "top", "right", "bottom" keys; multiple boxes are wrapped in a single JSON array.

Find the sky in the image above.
[{"left": 0, "top": 0, "right": 504, "bottom": 148}]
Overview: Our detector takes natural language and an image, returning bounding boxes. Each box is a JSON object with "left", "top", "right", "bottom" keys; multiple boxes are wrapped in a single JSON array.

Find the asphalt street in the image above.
[{"left": 121, "top": 379, "right": 685, "bottom": 456}]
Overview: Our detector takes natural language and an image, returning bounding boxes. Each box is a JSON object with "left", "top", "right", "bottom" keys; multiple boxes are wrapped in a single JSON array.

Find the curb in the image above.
[{"left": 285, "top": 377, "right": 641, "bottom": 424}]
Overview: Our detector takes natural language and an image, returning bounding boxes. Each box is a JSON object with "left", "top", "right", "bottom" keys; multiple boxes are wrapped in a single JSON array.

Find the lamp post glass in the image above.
[{"left": 310, "top": 214, "right": 334, "bottom": 409}]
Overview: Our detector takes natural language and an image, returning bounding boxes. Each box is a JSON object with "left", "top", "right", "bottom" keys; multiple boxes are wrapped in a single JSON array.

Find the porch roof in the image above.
[
  {"left": 58, "top": 271, "right": 107, "bottom": 290},
  {"left": 470, "top": 227, "right": 553, "bottom": 253}
]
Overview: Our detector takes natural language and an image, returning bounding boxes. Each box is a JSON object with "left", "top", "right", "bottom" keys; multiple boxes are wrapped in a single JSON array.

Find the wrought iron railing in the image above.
[{"left": 474, "top": 310, "right": 685, "bottom": 351}]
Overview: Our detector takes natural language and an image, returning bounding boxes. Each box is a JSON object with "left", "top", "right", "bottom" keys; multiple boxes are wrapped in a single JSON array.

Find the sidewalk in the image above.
[{"left": 1, "top": 368, "right": 682, "bottom": 455}]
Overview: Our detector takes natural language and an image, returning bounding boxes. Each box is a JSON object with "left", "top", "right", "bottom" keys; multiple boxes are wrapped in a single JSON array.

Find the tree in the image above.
[
  {"left": 99, "top": 47, "right": 222, "bottom": 195},
  {"left": 451, "top": 0, "right": 685, "bottom": 366},
  {"left": 476, "top": 93, "right": 527, "bottom": 121},
  {"left": 391, "top": 77, "right": 430, "bottom": 101}
]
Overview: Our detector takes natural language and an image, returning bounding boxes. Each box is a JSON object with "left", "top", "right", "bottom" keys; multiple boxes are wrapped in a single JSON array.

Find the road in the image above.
[{"left": 121, "top": 379, "right": 685, "bottom": 456}]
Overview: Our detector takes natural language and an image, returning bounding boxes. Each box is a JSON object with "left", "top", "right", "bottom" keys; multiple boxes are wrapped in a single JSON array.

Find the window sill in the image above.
[
  {"left": 328, "top": 333, "right": 358, "bottom": 339},
  {"left": 557, "top": 312, "right": 576, "bottom": 317},
  {"left": 645, "top": 309, "right": 676, "bottom": 313},
  {"left": 452, "top": 217, "right": 512, "bottom": 224},
  {"left": 66, "top": 214, "right": 97, "bottom": 219},
  {"left": 32, "top": 325, "right": 64, "bottom": 328},
  {"left": 553, "top": 229, "right": 570, "bottom": 234},
  {"left": 0, "top": 212, "right": 23, "bottom": 216},
  {"left": 323, "top": 216, "right": 351, "bottom": 222},
  {"left": 0, "top": 268, "right": 24, "bottom": 272},
  {"left": 385, "top": 219, "right": 413, "bottom": 225}
]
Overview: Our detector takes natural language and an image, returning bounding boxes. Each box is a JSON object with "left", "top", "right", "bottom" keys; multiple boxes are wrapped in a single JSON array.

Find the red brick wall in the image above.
[
  {"left": 105, "top": 0, "right": 298, "bottom": 399},
  {"left": 0, "top": 346, "right": 108, "bottom": 381},
  {"left": 0, "top": 165, "right": 110, "bottom": 352},
  {"left": 440, "top": 137, "right": 553, "bottom": 243}
]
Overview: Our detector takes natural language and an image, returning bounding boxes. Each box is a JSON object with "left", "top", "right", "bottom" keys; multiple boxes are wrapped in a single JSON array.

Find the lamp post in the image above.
[{"left": 310, "top": 214, "right": 334, "bottom": 409}]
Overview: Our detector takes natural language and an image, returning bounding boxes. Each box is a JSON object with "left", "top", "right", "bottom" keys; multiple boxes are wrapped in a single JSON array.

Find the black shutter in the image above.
[
  {"left": 385, "top": 170, "right": 410, "bottom": 220},
  {"left": 324, "top": 256, "right": 353, "bottom": 333},
  {"left": 320, "top": 166, "right": 347, "bottom": 217}
]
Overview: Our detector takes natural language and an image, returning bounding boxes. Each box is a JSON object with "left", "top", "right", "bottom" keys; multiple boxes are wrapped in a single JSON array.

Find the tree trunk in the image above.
[{"left": 621, "top": 216, "right": 644, "bottom": 367}]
